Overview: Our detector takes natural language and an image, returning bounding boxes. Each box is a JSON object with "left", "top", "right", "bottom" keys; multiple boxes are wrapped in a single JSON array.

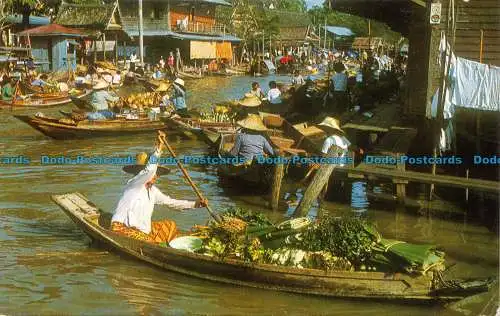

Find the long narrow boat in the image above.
[
  {"left": 14, "top": 114, "right": 167, "bottom": 139},
  {"left": 52, "top": 192, "right": 495, "bottom": 302},
  {"left": 162, "top": 116, "right": 237, "bottom": 144},
  {"left": 0, "top": 89, "right": 92, "bottom": 109}
]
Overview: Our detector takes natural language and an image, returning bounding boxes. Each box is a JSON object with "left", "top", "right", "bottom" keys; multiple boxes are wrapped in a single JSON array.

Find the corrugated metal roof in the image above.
[
  {"left": 325, "top": 26, "right": 354, "bottom": 36},
  {"left": 5, "top": 15, "right": 50, "bottom": 26},
  {"left": 125, "top": 29, "right": 241, "bottom": 42},
  {"left": 169, "top": 32, "right": 241, "bottom": 42}
]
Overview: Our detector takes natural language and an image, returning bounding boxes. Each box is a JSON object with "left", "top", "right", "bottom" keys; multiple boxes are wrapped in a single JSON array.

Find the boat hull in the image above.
[
  {"left": 52, "top": 192, "right": 470, "bottom": 302},
  {"left": 15, "top": 115, "right": 167, "bottom": 139},
  {"left": 0, "top": 90, "right": 92, "bottom": 109}
]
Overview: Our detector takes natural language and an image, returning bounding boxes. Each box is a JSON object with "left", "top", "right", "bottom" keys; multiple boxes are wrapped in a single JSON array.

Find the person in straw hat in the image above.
[
  {"left": 171, "top": 77, "right": 189, "bottom": 117},
  {"left": 87, "top": 79, "right": 119, "bottom": 120},
  {"left": 156, "top": 82, "right": 171, "bottom": 112},
  {"left": 236, "top": 92, "right": 261, "bottom": 118},
  {"left": 230, "top": 114, "right": 275, "bottom": 163},
  {"left": 317, "top": 117, "right": 363, "bottom": 167},
  {"left": 111, "top": 131, "right": 207, "bottom": 243}
]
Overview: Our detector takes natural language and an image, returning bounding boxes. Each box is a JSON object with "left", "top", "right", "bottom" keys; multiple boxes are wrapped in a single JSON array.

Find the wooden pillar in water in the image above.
[
  {"left": 294, "top": 161, "right": 336, "bottom": 217},
  {"left": 270, "top": 160, "right": 285, "bottom": 210}
]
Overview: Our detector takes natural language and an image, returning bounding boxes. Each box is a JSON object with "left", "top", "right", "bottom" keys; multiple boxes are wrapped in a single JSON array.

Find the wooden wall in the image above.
[
  {"left": 170, "top": 4, "right": 216, "bottom": 30},
  {"left": 406, "top": 0, "right": 500, "bottom": 118}
]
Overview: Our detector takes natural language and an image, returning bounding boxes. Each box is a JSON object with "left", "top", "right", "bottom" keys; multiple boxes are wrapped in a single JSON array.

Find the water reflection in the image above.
[{"left": 351, "top": 181, "right": 369, "bottom": 214}]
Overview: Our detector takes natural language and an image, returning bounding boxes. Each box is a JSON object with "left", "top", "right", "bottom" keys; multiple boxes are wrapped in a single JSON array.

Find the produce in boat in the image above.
[
  {"left": 124, "top": 92, "right": 162, "bottom": 109},
  {"left": 190, "top": 209, "right": 446, "bottom": 274},
  {"left": 198, "top": 105, "right": 237, "bottom": 124}
]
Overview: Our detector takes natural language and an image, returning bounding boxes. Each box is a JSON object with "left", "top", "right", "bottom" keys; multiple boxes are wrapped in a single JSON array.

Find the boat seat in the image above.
[
  {"left": 269, "top": 136, "right": 295, "bottom": 148},
  {"left": 281, "top": 148, "right": 307, "bottom": 155},
  {"left": 300, "top": 126, "right": 326, "bottom": 137}
]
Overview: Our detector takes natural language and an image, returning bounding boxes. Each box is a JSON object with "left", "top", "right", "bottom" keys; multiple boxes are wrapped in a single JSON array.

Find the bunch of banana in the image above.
[
  {"left": 125, "top": 92, "right": 161, "bottom": 109},
  {"left": 199, "top": 105, "right": 237, "bottom": 123}
]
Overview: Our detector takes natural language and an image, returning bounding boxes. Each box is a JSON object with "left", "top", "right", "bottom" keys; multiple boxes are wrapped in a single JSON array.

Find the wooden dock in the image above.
[{"left": 334, "top": 164, "right": 499, "bottom": 193}]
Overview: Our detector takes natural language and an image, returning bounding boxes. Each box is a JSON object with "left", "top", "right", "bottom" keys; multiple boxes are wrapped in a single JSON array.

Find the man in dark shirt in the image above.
[{"left": 230, "top": 114, "right": 275, "bottom": 162}]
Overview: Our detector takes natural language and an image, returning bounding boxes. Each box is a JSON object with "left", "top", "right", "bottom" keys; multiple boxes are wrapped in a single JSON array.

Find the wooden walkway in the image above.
[{"left": 334, "top": 164, "right": 500, "bottom": 193}]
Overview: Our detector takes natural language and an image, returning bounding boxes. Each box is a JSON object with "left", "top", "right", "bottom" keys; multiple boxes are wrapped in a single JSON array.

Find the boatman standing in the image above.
[
  {"left": 111, "top": 131, "right": 207, "bottom": 243},
  {"left": 171, "top": 78, "right": 189, "bottom": 117}
]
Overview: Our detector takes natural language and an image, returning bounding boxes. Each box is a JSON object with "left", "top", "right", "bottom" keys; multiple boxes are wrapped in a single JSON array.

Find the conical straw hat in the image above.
[
  {"left": 122, "top": 152, "right": 170, "bottom": 175},
  {"left": 318, "top": 117, "right": 344, "bottom": 133},
  {"left": 238, "top": 93, "right": 261, "bottom": 107},
  {"left": 237, "top": 114, "right": 268, "bottom": 131},
  {"left": 92, "top": 80, "right": 109, "bottom": 90}
]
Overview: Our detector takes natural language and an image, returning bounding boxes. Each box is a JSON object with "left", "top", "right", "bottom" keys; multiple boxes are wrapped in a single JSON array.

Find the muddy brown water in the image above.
[{"left": 0, "top": 75, "right": 497, "bottom": 315}]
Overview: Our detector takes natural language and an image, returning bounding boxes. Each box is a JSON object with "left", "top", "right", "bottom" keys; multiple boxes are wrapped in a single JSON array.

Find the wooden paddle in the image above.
[{"left": 158, "top": 133, "right": 222, "bottom": 224}]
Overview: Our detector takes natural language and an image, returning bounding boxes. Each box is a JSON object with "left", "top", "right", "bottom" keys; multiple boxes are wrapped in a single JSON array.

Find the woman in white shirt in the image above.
[{"left": 266, "top": 81, "right": 282, "bottom": 104}]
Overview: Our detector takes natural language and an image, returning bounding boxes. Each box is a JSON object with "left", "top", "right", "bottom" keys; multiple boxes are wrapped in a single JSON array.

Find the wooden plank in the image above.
[{"left": 334, "top": 166, "right": 500, "bottom": 193}]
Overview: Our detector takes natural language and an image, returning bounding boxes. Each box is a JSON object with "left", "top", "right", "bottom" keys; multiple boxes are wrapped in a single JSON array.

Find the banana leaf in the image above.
[{"left": 374, "top": 238, "right": 445, "bottom": 274}]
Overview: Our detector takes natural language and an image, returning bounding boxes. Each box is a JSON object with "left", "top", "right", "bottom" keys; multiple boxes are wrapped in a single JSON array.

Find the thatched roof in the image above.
[{"left": 55, "top": 1, "right": 118, "bottom": 31}]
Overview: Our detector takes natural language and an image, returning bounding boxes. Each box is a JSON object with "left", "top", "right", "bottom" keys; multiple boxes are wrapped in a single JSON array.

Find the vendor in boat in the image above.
[
  {"left": 1, "top": 76, "right": 14, "bottom": 101},
  {"left": 111, "top": 131, "right": 207, "bottom": 243},
  {"left": 249, "top": 82, "right": 265, "bottom": 99},
  {"left": 291, "top": 70, "right": 305, "bottom": 86},
  {"left": 171, "top": 78, "right": 189, "bottom": 117},
  {"left": 31, "top": 74, "right": 49, "bottom": 88},
  {"left": 289, "top": 76, "right": 321, "bottom": 121},
  {"left": 230, "top": 114, "right": 275, "bottom": 163},
  {"left": 317, "top": 117, "right": 363, "bottom": 164},
  {"left": 112, "top": 71, "right": 122, "bottom": 86},
  {"left": 87, "top": 80, "right": 119, "bottom": 120},
  {"left": 236, "top": 93, "right": 262, "bottom": 119},
  {"left": 266, "top": 81, "right": 282, "bottom": 105}
]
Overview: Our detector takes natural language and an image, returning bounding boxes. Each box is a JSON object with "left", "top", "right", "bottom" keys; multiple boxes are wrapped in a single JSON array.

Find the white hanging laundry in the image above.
[
  {"left": 427, "top": 88, "right": 454, "bottom": 119},
  {"left": 451, "top": 57, "right": 500, "bottom": 111}
]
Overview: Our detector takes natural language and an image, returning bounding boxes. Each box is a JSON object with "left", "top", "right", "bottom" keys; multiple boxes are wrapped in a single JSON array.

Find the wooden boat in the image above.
[
  {"left": 52, "top": 192, "right": 495, "bottom": 302},
  {"left": 0, "top": 89, "right": 92, "bottom": 109},
  {"left": 216, "top": 113, "right": 323, "bottom": 186},
  {"left": 14, "top": 114, "right": 167, "bottom": 140},
  {"left": 162, "top": 116, "right": 237, "bottom": 144},
  {"left": 178, "top": 70, "right": 203, "bottom": 80}
]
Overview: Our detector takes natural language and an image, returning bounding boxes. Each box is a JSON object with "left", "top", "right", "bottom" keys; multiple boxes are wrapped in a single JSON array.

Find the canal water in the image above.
[{"left": 0, "top": 75, "right": 497, "bottom": 315}]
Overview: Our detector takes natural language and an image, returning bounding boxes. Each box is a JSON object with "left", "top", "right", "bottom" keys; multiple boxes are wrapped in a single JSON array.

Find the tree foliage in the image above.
[{"left": 308, "top": 6, "right": 401, "bottom": 42}]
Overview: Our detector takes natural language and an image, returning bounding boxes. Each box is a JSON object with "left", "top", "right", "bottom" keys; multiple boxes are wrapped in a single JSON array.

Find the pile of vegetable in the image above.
[
  {"left": 198, "top": 105, "right": 237, "bottom": 123},
  {"left": 124, "top": 92, "right": 162, "bottom": 109},
  {"left": 189, "top": 209, "right": 446, "bottom": 275}
]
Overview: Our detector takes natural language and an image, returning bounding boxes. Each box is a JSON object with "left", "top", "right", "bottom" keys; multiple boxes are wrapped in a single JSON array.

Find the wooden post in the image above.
[
  {"left": 102, "top": 33, "right": 106, "bottom": 61},
  {"left": 93, "top": 40, "right": 97, "bottom": 63},
  {"left": 294, "top": 162, "right": 336, "bottom": 217},
  {"left": 479, "top": 29, "right": 484, "bottom": 62},
  {"left": 475, "top": 112, "right": 485, "bottom": 221},
  {"left": 393, "top": 153, "right": 407, "bottom": 202},
  {"left": 123, "top": 41, "right": 127, "bottom": 66},
  {"left": 115, "top": 33, "right": 118, "bottom": 65},
  {"left": 270, "top": 159, "right": 285, "bottom": 210},
  {"left": 139, "top": 0, "right": 144, "bottom": 66}
]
